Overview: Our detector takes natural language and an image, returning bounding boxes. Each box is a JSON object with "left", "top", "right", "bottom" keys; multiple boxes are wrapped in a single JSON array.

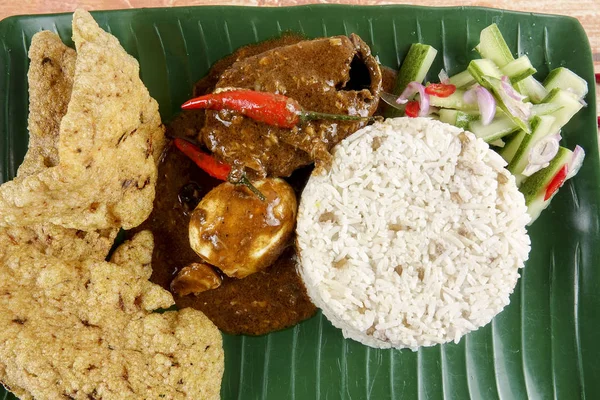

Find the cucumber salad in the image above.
[{"left": 383, "top": 23, "right": 587, "bottom": 224}]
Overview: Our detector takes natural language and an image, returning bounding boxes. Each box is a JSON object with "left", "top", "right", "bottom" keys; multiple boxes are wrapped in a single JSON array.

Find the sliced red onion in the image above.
[
  {"left": 496, "top": 77, "right": 532, "bottom": 122},
  {"left": 522, "top": 132, "right": 562, "bottom": 176},
  {"left": 395, "top": 82, "right": 430, "bottom": 117},
  {"left": 464, "top": 85, "right": 496, "bottom": 125},
  {"left": 566, "top": 145, "right": 585, "bottom": 179},
  {"left": 438, "top": 69, "right": 450, "bottom": 84},
  {"left": 529, "top": 132, "right": 561, "bottom": 164},
  {"left": 501, "top": 76, "right": 526, "bottom": 101}
]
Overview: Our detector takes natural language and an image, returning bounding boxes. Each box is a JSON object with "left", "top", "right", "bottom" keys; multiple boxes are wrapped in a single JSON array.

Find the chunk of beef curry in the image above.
[
  {"left": 200, "top": 34, "right": 382, "bottom": 177},
  {"left": 140, "top": 33, "right": 387, "bottom": 336}
]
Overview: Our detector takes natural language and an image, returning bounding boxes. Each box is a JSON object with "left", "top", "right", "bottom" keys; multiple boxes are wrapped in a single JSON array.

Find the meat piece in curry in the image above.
[
  {"left": 189, "top": 178, "right": 297, "bottom": 279},
  {"left": 201, "top": 34, "right": 383, "bottom": 177},
  {"left": 140, "top": 33, "right": 386, "bottom": 336},
  {"left": 171, "top": 262, "right": 223, "bottom": 296}
]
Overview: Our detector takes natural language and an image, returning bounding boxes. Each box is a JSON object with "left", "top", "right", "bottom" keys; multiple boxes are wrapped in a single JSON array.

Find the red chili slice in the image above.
[
  {"left": 424, "top": 83, "right": 456, "bottom": 98},
  {"left": 544, "top": 164, "right": 568, "bottom": 201},
  {"left": 405, "top": 101, "right": 420, "bottom": 117}
]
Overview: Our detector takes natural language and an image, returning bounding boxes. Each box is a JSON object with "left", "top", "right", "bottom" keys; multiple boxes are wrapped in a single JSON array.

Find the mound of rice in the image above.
[{"left": 296, "top": 117, "right": 531, "bottom": 350}]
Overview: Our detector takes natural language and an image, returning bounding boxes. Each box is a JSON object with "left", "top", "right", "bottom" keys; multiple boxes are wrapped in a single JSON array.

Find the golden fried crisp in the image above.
[
  {"left": 0, "top": 224, "right": 116, "bottom": 262},
  {"left": 4, "top": 31, "right": 118, "bottom": 262},
  {"left": 0, "top": 231, "right": 224, "bottom": 400},
  {"left": 0, "top": 10, "right": 165, "bottom": 230},
  {"left": 17, "top": 31, "right": 76, "bottom": 178},
  {"left": 0, "top": 10, "right": 223, "bottom": 399}
]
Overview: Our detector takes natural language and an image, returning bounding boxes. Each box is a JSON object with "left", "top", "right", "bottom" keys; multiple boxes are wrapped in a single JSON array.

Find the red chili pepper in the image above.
[
  {"left": 173, "top": 138, "right": 265, "bottom": 201},
  {"left": 173, "top": 138, "right": 231, "bottom": 180},
  {"left": 181, "top": 89, "right": 374, "bottom": 128},
  {"left": 425, "top": 83, "right": 456, "bottom": 97},
  {"left": 405, "top": 101, "right": 420, "bottom": 118},
  {"left": 544, "top": 164, "right": 568, "bottom": 201}
]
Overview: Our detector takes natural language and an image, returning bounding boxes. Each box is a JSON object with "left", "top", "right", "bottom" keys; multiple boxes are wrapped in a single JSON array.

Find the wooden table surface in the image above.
[{"left": 1, "top": 0, "right": 599, "bottom": 115}]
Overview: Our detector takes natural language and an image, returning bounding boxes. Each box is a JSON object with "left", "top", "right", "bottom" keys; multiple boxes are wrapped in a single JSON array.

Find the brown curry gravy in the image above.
[
  {"left": 137, "top": 34, "right": 397, "bottom": 337},
  {"left": 137, "top": 139, "right": 316, "bottom": 336}
]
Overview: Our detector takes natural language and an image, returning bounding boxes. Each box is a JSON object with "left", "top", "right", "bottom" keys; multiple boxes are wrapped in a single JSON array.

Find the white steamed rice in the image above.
[{"left": 296, "top": 117, "right": 531, "bottom": 350}]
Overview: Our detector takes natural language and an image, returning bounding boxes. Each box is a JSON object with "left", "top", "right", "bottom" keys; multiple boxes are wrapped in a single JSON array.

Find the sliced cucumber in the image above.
[
  {"left": 543, "top": 67, "right": 588, "bottom": 99},
  {"left": 449, "top": 70, "right": 476, "bottom": 88},
  {"left": 531, "top": 102, "right": 563, "bottom": 116},
  {"left": 439, "top": 109, "right": 478, "bottom": 128},
  {"left": 501, "top": 55, "right": 536, "bottom": 83},
  {"left": 479, "top": 75, "right": 531, "bottom": 133},
  {"left": 475, "top": 23, "right": 514, "bottom": 67},
  {"left": 467, "top": 60, "right": 532, "bottom": 133},
  {"left": 468, "top": 113, "right": 519, "bottom": 143},
  {"left": 516, "top": 76, "right": 548, "bottom": 104},
  {"left": 520, "top": 147, "right": 572, "bottom": 223},
  {"left": 500, "top": 130, "right": 527, "bottom": 163},
  {"left": 387, "top": 43, "right": 438, "bottom": 117},
  {"left": 468, "top": 58, "right": 503, "bottom": 80},
  {"left": 429, "top": 89, "right": 480, "bottom": 111},
  {"left": 489, "top": 138, "right": 505, "bottom": 148},
  {"left": 474, "top": 23, "right": 548, "bottom": 104},
  {"left": 542, "top": 88, "right": 584, "bottom": 133},
  {"left": 507, "top": 115, "right": 556, "bottom": 185}
]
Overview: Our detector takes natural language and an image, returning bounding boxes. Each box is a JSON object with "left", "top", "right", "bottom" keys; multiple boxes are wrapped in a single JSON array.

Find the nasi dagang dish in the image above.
[{"left": 0, "top": 9, "right": 588, "bottom": 399}]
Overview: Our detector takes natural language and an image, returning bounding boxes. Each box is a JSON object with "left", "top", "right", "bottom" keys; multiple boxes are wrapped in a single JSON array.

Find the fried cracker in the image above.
[
  {"left": 5, "top": 31, "right": 117, "bottom": 262},
  {"left": 0, "top": 224, "right": 116, "bottom": 262},
  {"left": 0, "top": 10, "right": 165, "bottom": 230},
  {"left": 17, "top": 31, "right": 76, "bottom": 178},
  {"left": 0, "top": 10, "right": 223, "bottom": 399},
  {"left": 0, "top": 231, "right": 223, "bottom": 400}
]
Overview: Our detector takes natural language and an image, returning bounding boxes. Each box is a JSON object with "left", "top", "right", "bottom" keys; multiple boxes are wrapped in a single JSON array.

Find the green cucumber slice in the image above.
[
  {"left": 429, "top": 89, "right": 479, "bottom": 111},
  {"left": 475, "top": 23, "right": 514, "bottom": 67},
  {"left": 479, "top": 75, "right": 531, "bottom": 133},
  {"left": 467, "top": 112, "right": 519, "bottom": 143},
  {"left": 438, "top": 109, "right": 478, "bottom": 128},
  {"left": 386, "top": 43, "right": 438, "bottom": 117},
  {"left": 468, "top": 58, "right": 503, "bottom": 80},
  {"left": 474, "top": 23, "right": 547, "bottom": 103},
  {"left": 543, "top": 67, "right": 588, "bottom": 99},
  {"left": 507, "top": 115, "right": 557, "bottom": 186},
  {"left": 467, "top": 62, "right": 532, "bottom": 133},
  {"left": 500, "top": 130, "right": 527, "bottom": 163},
  {"left": 516, "top": 76, "right": 548, "bottom": 104},
  {"left": 501, "top": 55, "right": 537, "bottom": 83},
  {"left": 531, "top": 102, "right": 563, "bottom": 116},
  {"left": 542, "top": 88, "right": 584, "bottom": 133},
  {"left": 448, "top": 70, "right": 476, "bottom": 88},
  {"left": 489, "top": 138, "right": 505, "bottom": 148},
  {"left": 520, "top": 147, "right": 572, "bottom": 223}
]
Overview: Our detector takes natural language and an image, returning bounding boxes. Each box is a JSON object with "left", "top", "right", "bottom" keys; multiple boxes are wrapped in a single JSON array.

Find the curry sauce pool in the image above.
[
  {"left": 134, "top": 32, "right": 388, "bottom": 335},
  {"left": 135, "top": 139, "right": 316, "bottom": 336}
]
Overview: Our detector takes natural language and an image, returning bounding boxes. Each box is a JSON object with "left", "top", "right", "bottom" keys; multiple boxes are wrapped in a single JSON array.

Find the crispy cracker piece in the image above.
[
  {"left": 17, "top": 31, "right": 76, "bottom": 178},
  {"left": 0, "top": 224, "right": 116, "bottom": 262},
  {"left": 0, "top": 10, "right": 165, "bottom": 230},
  {"left": 5, "top": 30, "right": 117, "bottom": 262},
  {"left": 0, "top": 231, "right": 224, "bottom": 400}
]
